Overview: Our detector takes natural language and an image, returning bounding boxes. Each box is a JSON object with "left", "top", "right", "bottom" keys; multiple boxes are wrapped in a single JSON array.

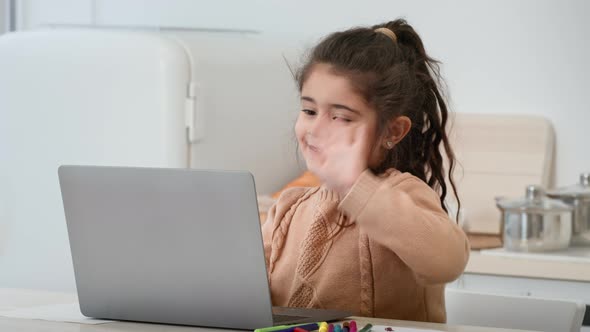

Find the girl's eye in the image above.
[
  {"left": 301, "top": 109, "right": 316, "bottom": 116},
  {"left": 332, "top": 116, "right": 352, "bottom": 123}
]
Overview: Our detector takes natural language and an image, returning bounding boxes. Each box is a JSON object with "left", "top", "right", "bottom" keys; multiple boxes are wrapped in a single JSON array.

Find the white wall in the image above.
[
  {"left": 0, "top": 0, "right": 6, "bottom": 34},
  {"left": 14, "top": 0, "right": 589, "bottom": 187}
]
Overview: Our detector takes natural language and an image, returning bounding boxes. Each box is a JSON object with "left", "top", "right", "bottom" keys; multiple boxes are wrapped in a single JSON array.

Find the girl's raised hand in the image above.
[{"left": 314, "top": 124, "right": 372, "bottom": 198}]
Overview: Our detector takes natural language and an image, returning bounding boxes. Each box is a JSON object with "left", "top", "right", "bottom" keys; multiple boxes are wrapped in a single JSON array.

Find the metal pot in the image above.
[
  {"left": 547, "top": 173, "right": 590, "bottom": 246},
  {"left": 496, "top": 185, "right": 573, "bottom": 252}
]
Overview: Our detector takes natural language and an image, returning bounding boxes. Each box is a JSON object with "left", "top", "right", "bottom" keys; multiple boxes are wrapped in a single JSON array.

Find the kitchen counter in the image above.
[{"left": 465, "top": 247, "right": 590, "bottom": 282}]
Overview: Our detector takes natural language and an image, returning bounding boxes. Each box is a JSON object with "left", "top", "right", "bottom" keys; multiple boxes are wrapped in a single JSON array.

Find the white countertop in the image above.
[{"left": 465, "top": 247, "right": 590, "bottom": 282}]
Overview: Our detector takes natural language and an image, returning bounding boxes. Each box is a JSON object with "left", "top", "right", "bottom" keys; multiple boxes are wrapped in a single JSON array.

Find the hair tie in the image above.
[{"left": 374, "top": 27, "right": 397, "bottom": 43}]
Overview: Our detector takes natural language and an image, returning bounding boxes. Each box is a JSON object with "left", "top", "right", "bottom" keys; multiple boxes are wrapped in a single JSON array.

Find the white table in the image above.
[{"left": 0, "top": 288, "right": 538, "bottom": 332}]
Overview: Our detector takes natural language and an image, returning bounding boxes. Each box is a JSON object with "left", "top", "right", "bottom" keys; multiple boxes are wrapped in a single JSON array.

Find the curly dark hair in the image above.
[{"left": 296, "top": 19, "right": 460, "bottom": 219}]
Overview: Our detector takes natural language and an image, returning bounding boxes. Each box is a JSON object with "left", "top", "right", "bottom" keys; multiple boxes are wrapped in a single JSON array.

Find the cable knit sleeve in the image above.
[
  {"left": 338, "top": 169, "right": 470, "bottom": 285},
  {"left": 261, "top": 187, "right": 313, "bottom": 274},
  {"left": 261, "top": 203, "right": 277, "bottom": 269}
]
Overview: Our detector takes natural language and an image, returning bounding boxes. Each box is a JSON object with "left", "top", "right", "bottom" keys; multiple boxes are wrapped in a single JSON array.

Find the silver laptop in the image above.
[{"left": 58, "top": 165, "right": 350, "bottom": 330}]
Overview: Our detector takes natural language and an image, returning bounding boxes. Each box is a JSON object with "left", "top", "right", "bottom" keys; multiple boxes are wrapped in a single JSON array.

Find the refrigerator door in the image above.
[
  {"left": 165, "top": 31, "right": 304, "bottom": 194},
  {"left": 0, "top": 29, "right": 190, "bottom": 291}
]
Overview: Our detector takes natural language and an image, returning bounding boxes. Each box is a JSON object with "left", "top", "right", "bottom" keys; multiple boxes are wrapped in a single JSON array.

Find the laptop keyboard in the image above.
[{"left": 273, "top": 314, "right": 309, "bottom": 323}]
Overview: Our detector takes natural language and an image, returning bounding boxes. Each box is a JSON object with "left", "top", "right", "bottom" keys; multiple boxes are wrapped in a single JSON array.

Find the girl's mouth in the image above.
[{"left": 308, "top": 144, "right": 320, "bottom": 153}]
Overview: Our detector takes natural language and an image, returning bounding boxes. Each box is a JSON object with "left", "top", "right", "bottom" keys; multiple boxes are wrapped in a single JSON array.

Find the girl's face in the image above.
[{"left": 295, "top": 63, "right": 384, "bottom": 173}]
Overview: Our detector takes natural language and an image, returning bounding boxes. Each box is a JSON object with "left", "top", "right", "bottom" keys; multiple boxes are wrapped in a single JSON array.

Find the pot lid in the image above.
[
  {"left": 547, "top": 173, "right": 590, "bottom": 199},
  {"left": 496, "top": 185, "right": 573, "bottom": 213}
]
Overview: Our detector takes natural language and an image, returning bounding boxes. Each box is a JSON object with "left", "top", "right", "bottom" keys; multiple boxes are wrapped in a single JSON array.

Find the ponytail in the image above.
[{"left": 297, "top": 19, "right": 461, "bottom": 221}]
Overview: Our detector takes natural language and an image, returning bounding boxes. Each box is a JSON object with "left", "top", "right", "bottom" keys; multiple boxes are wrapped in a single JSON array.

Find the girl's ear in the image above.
[{"left": 382, "top": 116, "right": 412, "bottom": 149}]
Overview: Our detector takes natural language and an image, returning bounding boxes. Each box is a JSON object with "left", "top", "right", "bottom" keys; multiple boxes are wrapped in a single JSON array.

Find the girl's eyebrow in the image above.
[
  {"left": 301, "top": 96, "right": 361, "bottom": 115},
  {"left": 301, "top": 96, "right": 317, "bottom": 104}
]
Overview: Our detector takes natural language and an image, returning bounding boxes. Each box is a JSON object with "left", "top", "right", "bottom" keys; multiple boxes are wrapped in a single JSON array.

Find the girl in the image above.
[{"left": 262, "top": 19, "right": 469, "bottom": 323}]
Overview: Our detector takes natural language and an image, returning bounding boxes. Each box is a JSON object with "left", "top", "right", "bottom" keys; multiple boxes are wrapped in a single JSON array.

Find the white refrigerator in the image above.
[{"left": 0, "top": 28, "right": 302, "bottom": 291}]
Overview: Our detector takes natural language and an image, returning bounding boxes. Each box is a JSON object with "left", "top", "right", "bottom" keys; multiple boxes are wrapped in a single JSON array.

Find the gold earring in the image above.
[{"left": 386, "top": 141, "right": 394, "bottom": 149}]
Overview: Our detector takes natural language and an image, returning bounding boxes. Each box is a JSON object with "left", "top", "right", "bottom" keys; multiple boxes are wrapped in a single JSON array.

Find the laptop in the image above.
[{"left": 58, "top": 165, "right": 350, "bottom": 329}]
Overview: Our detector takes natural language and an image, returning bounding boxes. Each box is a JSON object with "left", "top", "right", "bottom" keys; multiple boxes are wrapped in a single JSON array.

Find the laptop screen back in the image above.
[{"left": 59, "top": 165, "right": 274, "bottom": 329}]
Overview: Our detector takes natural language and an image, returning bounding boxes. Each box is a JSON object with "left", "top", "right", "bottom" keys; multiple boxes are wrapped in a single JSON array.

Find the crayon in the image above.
[
  {"left": 255, "top": 322, "right": 319, "bottom": 332},
  {"left": 358, "top": 323, "right": 373, "bottom": 332}
]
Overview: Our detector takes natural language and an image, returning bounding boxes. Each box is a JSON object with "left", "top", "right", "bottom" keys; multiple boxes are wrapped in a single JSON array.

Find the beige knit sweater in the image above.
[{"left": 261, "top": 168, "right": 470, "bottom": 323}]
